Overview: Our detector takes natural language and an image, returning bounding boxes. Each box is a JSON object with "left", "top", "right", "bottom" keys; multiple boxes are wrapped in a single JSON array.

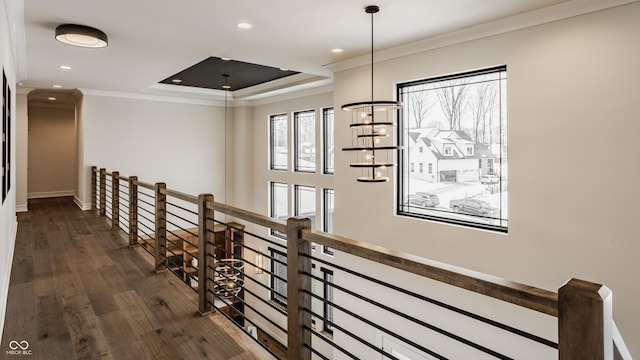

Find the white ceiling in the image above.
[{"left": 14, "top": 0, "right": 630, "bottom": 103}]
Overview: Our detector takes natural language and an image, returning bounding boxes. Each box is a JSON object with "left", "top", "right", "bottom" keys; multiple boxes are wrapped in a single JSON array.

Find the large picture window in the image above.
[
  {"left": 269, "top": 113, "right": 288, "bottom": 171},
  {"left": 294, "top": 110, "right": 316, "bottom": 173},
  {"left": 397, "top": 66, "right": 508, "bottom": 232}
]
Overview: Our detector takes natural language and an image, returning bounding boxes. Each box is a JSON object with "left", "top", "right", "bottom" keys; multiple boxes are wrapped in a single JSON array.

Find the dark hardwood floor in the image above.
[{"left": 1, "top": 197, "right": 271, "bottom": 359}]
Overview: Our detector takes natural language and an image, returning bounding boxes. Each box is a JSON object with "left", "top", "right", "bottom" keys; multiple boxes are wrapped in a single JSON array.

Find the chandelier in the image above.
[
  {"left": 213, "top": 259, "right": 244, "bottom": 298},
  {"left": 342, "top": 5, "right": 402, "bottom": 183}
]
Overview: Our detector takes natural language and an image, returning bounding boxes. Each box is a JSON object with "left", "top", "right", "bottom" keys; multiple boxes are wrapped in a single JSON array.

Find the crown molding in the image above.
[
  {"left": 245, "top": 83, "right": 333, "bottom": 107},
  {"left": 325, "top": 0, "right": 639, "bottom": 73},
  {"left": 79, "top": 88, "right": 225, "bottom": 106}
]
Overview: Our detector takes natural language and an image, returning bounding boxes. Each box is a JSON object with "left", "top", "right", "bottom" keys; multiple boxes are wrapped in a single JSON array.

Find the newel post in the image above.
[
  {"left": 154, "top": 182, "right": 167, "bottom": 272},
  {"left": 99, "top": 168, "right": 106, "bottom": 217},
  {"left": 198, "top": 194, "right": 215, "bottom": 315},
  {"left": 558, "top": 278, "right": 613, "bottom": 360},
  {"left": 111, "top": 171, "right": 120, "bottom": 231},
  {"left": 128, "top": 176, "right": 138, "bottom": 247},
  {"left": 286, "top": 217, "right": 312, "bottom": 360},
  {"left": 91, "top": 166, "right": 97, "bottom": 211}
]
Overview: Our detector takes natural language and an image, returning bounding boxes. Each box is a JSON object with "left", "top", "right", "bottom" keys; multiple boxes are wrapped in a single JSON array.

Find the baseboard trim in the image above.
[
  {"left": 27, "top": 190, "right": 75, "bottom": 199},
  {"left": 15, "top": 203, "right": 28, "bottom": 212},
  {"left": 74, "top": 196, "right": 92, "bottom": 211}
]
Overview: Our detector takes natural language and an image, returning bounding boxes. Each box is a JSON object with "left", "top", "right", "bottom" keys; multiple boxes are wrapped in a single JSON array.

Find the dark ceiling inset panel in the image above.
[{"left": 160, "top": 57, "right": 300, "bottom": 91}]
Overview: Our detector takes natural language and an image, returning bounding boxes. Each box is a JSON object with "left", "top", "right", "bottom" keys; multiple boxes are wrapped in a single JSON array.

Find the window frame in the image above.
[
  {"left": 322, "top": 107, "right": 334, "bottom": 174},
  {"left": 321, "top": 267, "right": 334, "bottom": 334},
  {"left": 294, "top": 109, "right": 316, "bottom": 173},
  {"left": 294, "top": 184, "right": 316, "bottom": 229},
  {"left": 322, "top": 188, "right": 334, "bottom": 256},
  {"left": 269, "top": 113, "right": 288, "bottom": 171},
  {"left": 269, "top": 181, "right": 288, "bottom": 239},
  {"left": 396, "top": 65, "right": 508, "bottom": 233},
  {"left": 269, "top": 248, "right": 288, "bottom": 306}
]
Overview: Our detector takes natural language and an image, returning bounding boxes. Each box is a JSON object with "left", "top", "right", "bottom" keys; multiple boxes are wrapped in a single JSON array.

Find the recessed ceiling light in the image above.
[
  {"left": 222, "top": 85, "right": 231, "bottom": 90},
  {"left": 236, "top": 22, "right": 252, "bottom": 29},
  {"left": 60, "top": 65, "right": 72, "bottom": 70},
  {"left": 53, "top": 85, "right": 62, "bottom": 88},
  {"left": 55, "top": 24, "right": 108, "bottom": 48},
  {"left": 280, "top": 68, "right": 289, "bottom": 71},
  {"left": 171, "top": 79, "right": 183, "bottom": 84},
  {"left": 331, "top": 48, "right": 344, "bottom": 53},
  {"left": 48, "top": 97, "right": 57, "bottom": 101},
  {"left": 221, "top": 57, "right": 232, "bottom": 61}
]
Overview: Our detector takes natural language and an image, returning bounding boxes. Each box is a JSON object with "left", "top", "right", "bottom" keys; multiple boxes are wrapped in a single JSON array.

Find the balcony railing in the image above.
[{"left": 91, "top": 166, "right": 631, "bottom": 360}]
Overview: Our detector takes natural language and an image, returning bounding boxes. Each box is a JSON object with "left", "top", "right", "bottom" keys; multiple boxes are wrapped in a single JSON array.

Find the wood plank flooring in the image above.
[{"left": 1, "top": 197, "right": 273, "bottom": 360}]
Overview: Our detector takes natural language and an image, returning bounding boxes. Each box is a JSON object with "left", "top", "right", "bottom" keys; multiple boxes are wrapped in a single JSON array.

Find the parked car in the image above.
[
  {"left": 408, "top": 192, "right": 440, "bottom": 208},
  {"left": 449, "top": 198, "right": 499, "bottom": 218},
  {"left": 480, "top": 174, "right": 500, "bottom": 184}
]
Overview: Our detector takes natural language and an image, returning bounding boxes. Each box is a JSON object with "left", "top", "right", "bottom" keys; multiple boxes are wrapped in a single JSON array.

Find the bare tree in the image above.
[
  {"left": 408, "top": 92, "right": 435, "bottom": 129},
  {"left": 471, "top": 82, "right": 496, "bottom": 143},
  {"left": 437, "top": 80, "right": 467, "bottom": 130}
]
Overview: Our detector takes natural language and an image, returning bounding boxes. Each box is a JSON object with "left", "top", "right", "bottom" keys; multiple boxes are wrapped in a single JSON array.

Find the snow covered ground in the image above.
[{"left": 404, "top": 177, "right": 508, "bottom": 227}]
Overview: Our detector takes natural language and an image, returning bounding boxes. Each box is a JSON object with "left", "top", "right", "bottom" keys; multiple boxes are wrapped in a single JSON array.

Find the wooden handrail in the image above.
[
  {"left": 114, "top": 173, "right": 130, "bottom": 181},
  {"left": 207, "top": 201, "right": 288, "bottom": 234},
  {"left": 133, "top": 179, "right": 155, "bottom": 190},
  {"left": 162, "top": 187, "right": 199, "bottom": 205},
  {"left": 302, "top": 228, "right": 559, "bottom": 317}
]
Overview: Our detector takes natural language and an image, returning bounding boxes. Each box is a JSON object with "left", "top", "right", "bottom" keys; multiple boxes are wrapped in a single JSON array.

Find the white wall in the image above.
[
  {"left": 330, "top": 2, "right": 639, "bottom": 357},
  {"left": 27, "top": 105, "right": 76, "bottom": 198},
  {"left": 0, "top": 0, "right": 19, "bottom": 343},
  {"left": 80, "top": 93, "right": 228, "bottom": 208},
  {"left": 229, "top": 105, "right": 254, "bottom": 210}
]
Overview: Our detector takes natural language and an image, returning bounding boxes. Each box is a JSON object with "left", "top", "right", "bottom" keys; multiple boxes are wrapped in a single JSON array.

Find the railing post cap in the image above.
[
  {"left": 559, "top": 278, "right": 612, "bottom": 300},
  {"left": 287, "top": 216, "right": 312, "bottom": 226}
]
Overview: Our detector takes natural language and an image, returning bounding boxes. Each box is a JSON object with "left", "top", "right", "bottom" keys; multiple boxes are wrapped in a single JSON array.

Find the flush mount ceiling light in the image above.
[
  {"left": 342, "top": 5, "right": 403, "bottom": 183},
  {"left": 236, "top": 22, "right": 252, "bottom": 29},
  {"left": 55, "top": 24, "right": 108, "bottom": 48}
]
